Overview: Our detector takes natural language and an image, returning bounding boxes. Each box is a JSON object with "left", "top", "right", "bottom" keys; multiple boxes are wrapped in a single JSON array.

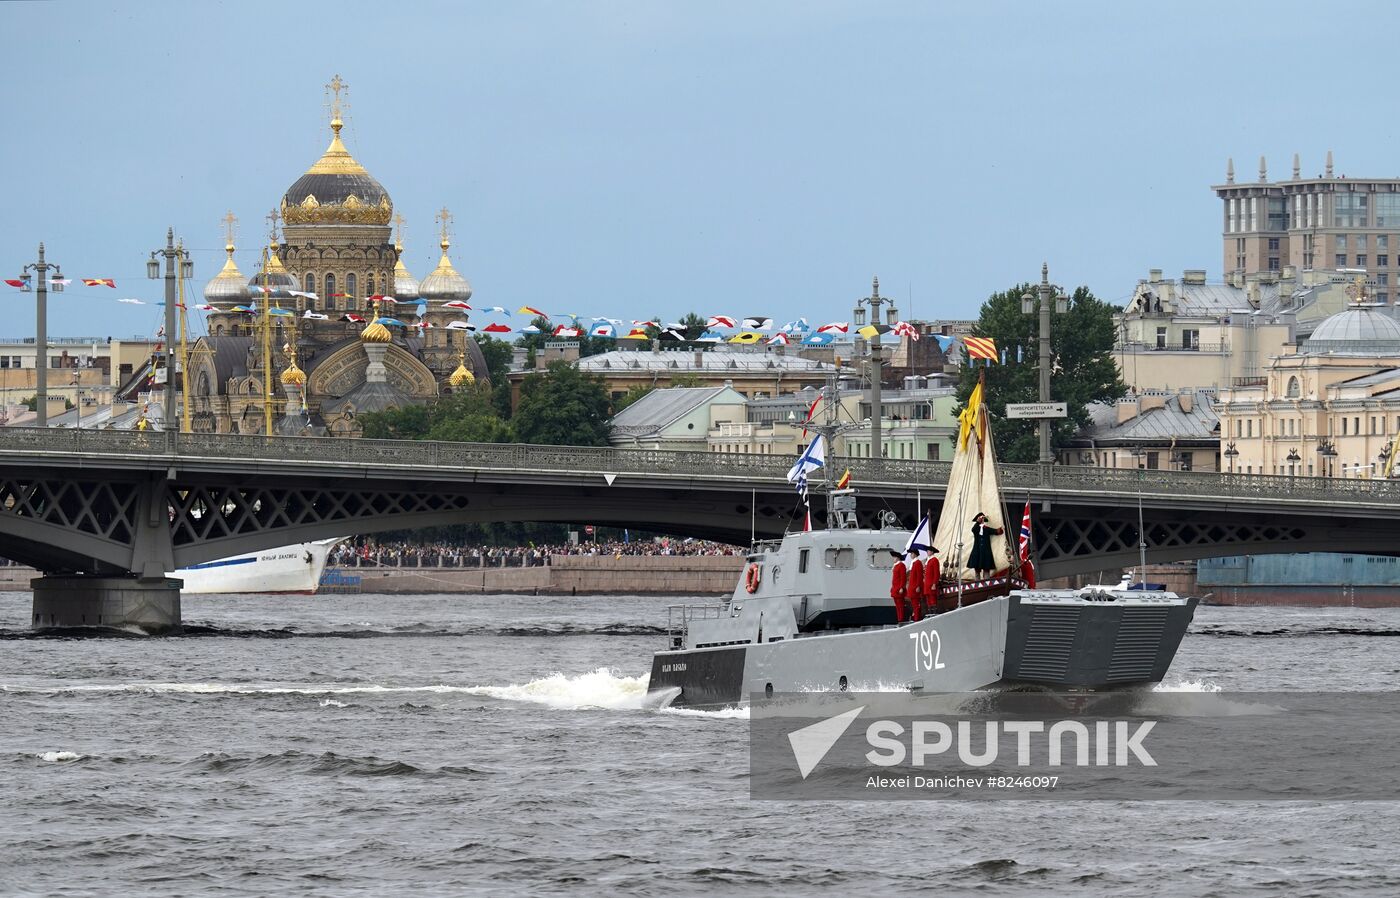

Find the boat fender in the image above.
[{"left": 744, "top": 563, "right": 762, "bottom": 594}]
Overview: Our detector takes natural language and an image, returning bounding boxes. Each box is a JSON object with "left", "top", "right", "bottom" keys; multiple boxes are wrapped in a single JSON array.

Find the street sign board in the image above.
[{"left": 1005, "top": 402, "right": 1067, "bottom": 419}]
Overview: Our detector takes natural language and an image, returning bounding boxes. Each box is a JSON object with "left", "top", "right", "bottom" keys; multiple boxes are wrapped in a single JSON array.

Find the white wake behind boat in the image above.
[{"left": 173, "top": 538, "right": 346, "bottom": 595}]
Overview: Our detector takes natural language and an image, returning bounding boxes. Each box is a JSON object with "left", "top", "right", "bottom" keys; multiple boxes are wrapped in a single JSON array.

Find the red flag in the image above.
[
  {"left": 331, "top": 293, "right": 350, "bottom": 298},
  {"left": 340, "top": 313, "right": 365, "bottom": 323},
  {"left": 483, "top": 323, "right": 512, "bottom": 333},
  {"left": 82, "top": 279, "right": 116, "bottom": 288},
  {"left": 1018, "top": 500, "right": 1032, "bottom": 563},
  {"left": 3, "top": 279, "right": 27, "bottom": 288},
  {"left": 800, "top": 395, "right": 821, "bottom": 437}
]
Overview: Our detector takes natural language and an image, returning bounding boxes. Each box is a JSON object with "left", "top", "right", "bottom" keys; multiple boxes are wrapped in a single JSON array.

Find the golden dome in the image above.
[
  {"left": 360, "top": 320, "right": 393, "bottom": 344},
  {"left": 280, "top": 362, "right": 306, "bottom": 386},
  {"left": 448, "top": 361, "right": 475, "bottom": 387},
  {"left": 281, "top": 117, "right": 392, "bottom": 226}
]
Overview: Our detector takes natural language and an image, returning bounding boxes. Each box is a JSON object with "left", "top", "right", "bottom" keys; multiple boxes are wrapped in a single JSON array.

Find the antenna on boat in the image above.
[{"left": 1136, "top": 470, "right": 1147, "bottom": 588}]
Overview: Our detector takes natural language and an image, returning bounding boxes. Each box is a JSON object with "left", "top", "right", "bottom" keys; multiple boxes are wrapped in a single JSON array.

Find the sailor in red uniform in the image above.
[
  {"left": 907, "top": 551, "right": 926, "bottom": 622},
  {"left": 922, "top": 547, "right": 941, "bottom": 614},
  {"left": 889, "top": 550, "right": 909, "bottom": 623}
]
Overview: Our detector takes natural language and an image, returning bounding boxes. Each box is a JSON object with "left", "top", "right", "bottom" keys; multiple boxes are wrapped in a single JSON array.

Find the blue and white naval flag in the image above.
[
  {"left": 904, "top": 511, "right": 932, "bottom": 554},
  {"left": 589, "top": 321, "right": 617, "bottom": 338},
  {"left": 786, "top": 434, "right": 826, "bottom": 487}
]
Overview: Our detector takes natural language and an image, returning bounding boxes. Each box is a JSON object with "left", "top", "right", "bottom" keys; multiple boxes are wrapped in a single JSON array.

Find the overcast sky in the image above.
[{"left": 4, "top": 0, "right": 1399, "bottom": 339}]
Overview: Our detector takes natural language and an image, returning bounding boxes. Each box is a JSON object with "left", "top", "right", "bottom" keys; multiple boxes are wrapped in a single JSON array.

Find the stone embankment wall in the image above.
[
  {"left": 336, "top": 555, "right": 746, "bottom": 595},
  {"left": 0, "top": 556, "right": 748, "bottom": 596}
]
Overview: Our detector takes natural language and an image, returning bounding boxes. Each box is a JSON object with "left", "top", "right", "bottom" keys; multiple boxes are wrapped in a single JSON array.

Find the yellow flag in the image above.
[
  {"left": 958, "top": 382, "right": 983, "bottom": 449},
  {"left": 728, "top": 332, "right": 763, "bottom": 344}
]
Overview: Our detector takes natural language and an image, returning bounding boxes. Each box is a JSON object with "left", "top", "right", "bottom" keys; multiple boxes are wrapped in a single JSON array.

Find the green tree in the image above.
[
  {"left": 513, "top": 360, "right": 612, "bottom": 446},
  {"left": 956, "top": 283, "right": 1124, "bottom": 463},
  {"left": 473, "top": 334, "right": 514, "bottom": 386},
  {"left": 360, "top": 385, "right": 512, "bottom": 442}
]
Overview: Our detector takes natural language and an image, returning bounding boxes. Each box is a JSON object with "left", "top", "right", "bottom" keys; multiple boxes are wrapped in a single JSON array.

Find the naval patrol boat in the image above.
[{"left": 646, "top": 376, "right": 1198, "bottom": 709}]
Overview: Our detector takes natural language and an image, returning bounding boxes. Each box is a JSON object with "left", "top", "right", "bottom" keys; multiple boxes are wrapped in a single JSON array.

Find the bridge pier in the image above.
[{"left": 31, "top": 576, "right": 182, "bottom": 634}]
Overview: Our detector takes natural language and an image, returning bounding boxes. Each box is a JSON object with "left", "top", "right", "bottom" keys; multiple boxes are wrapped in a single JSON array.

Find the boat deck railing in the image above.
[{"left": 666, "top": 603, "right": 728, "bottom": 645}]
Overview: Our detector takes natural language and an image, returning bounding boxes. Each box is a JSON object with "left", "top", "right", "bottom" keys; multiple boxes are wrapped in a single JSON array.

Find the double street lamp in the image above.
[
  {"left": 16, "top": 243, "right": 65, "bottom": 427},
  {"left": 852, "top": 277, "right": 899, "bottom": 461},
  {"left": 148, "top": 228, "right": 193, "bottom": 430},
  {"left": 1021, "top": 263, "right": 1068, "bottom": 465}
]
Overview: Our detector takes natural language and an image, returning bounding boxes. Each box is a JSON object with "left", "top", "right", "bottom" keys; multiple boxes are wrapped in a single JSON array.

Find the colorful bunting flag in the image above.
[
  {"left": 857, "top": 323, "right": 892, "bottom": 340},
  {"left": 964, "top": 336, "right": 998, "bottom": 361},
  {"left": 728, "top": 331, "right": 764, "bottom": 344},
  {"left": 479, "top": 306, "right": 510, "bottom": 316},
  {"left": 483, "top": 323, "right": 513, "bottom": 334},
  {"left": 781, "top": 318, "right": 810, "bottom": 333},
  {"left": 589, "top": 322, "right": 616, "bottom": 338},
  {"left": 289, "top": 290, "right": 318, "bottom": 300},
  {"left": 802, "top": 332, "right": 835, "bottom": 346},
  {"left": 836, "top": 469, "right": 852, "bottom": 490},
  {"left": 767, "top": 332, "right": 790, "bottom": 345},
  {"left": 519, "top": 305, "right": 548, "bottom": 318},
  {"left": 117, "top": 298, "right": 145, "bottom": 305},
  {"left": 695, "top": 330, "right": 724, "bottom": 343},
  {"left": 195, "top": 304, "right": 219, "bottom": 312},
  {"left": 3, "top": 278, "right": 28, "bottom": 288},
  {"left": 442, "top": 301, "right": 472, "bottom": 310},
  {"left": 817, "top": 322, "right": 849, "bottom": 334},
  {"left": 707, "top": 315, "right": 737, "bottom": 329},
  {"left": 303, "top": 310, "right": 328, "bottom": 320},
  {"left": 632, "top": 319, "right": 658, "bottom": 328},
  {"left": 554, "top": 325, "right": 583, "bottom": 337},
  {"left": 341, "top": 313, "right": 366, "bottom": 323},
  {"left": 82, "top": 279, "right": 116, "bottom": 288},
  {"left": 742, "top": 316, "right": 772, "bottom": 331},
  {"left": 375, "top": 317, "right": 408, "bottom": 327},
  {"left": 891, "top": 321, "right": 919, "bottom": 340},
  {"left": 519, "top": 324, "right": 542, "bottom": 334},
  {"left": 933, "top": 334, "right": 955, "bottom": 353},
  {"left": 445, "top": 321, "right": 474, "bottom": 330},
  {"left": 619, "top": 328, "right": 649, "bottom": 340}
]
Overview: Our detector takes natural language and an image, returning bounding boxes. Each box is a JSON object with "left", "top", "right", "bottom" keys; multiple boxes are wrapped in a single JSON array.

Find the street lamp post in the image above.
[
  {"left": 148, "top": 228, "right": 193, "bottom": 431},
  {"left": 1021, "top": 263, "right": 1068, "bottom": 466},
  {"left": 852, "top": 276, "right": 899, "bottom": 461},
  {"left": 18, "top": 243, "right": 65, "bottom": 427},
  {"left": 1223, "top": 441, "right": 1239, "bottom": 474},
  {"left": 1317, "top": 438, "right": 1337, "bottom": 478}
]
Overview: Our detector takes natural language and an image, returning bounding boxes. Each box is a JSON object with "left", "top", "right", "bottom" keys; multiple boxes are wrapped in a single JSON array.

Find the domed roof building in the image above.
[
  {"left": 1217, "top": 293, "right": 1400, "bottom": 478},
  {"left": 187, "top": 76, "right": 490, "bottom": 439},
  {"left": 203, "top": 214, "right": 251, "bottom": 309},
  {"left": 1302, "top": 306, "right": 1400, "bottom": 355}
]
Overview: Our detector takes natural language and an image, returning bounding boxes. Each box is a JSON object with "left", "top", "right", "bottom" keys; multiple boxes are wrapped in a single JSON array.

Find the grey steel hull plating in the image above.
[{"left": 647, "top": 594, "right": 1199, "bottom": 709}]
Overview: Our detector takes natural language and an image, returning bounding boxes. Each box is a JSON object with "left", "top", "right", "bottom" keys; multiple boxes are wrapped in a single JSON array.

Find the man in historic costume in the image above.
[
  {"left": 889, "top": 550, "right": 909, "bottom": 623},
  {"left": 968, "top": 512, "right": 1004, "bottom": 581},
  {"left": 921, "top": 546, "right": 941, "bottom": 614},
  {"left": 907, "top": 551, "right": 926, "bottom": 622}
]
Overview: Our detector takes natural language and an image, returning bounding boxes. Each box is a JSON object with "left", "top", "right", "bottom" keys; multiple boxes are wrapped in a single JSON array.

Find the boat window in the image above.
[
  {"left": 798, "top": 549, "right": 809, "bottom": 574},
  {"left": 868, "top": 548, "right": 895, "bottom": 570},
  {"left": 824, "top": 547, "right": 855, "bottom": 570}
]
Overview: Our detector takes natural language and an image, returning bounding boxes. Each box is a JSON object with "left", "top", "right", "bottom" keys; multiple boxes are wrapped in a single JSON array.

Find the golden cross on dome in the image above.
[
  {"left": 222, "top": 211, "right": 238, "bottom": 248},
  {"left": 394, "top": 213, "right": 406, "bottom": 249},
  {"left": 265, "top": 207, "right": 281, "bottom": 243},
  {"left": 326, "top": 74, "right": 347, "bottom": 121},
  {"left": 436, "top": 207, "right": 453, "bottom": 247}
]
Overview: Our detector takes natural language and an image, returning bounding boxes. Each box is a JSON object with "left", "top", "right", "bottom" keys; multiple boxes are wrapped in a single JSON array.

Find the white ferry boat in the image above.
[{"left": 173, "top": 538, "right": 345, "bottom": 595}]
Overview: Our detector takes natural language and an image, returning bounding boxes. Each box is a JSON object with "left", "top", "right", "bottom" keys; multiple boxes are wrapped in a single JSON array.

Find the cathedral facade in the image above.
[{"left": 190, "top": 80, "right": 486, "bottom": 438}]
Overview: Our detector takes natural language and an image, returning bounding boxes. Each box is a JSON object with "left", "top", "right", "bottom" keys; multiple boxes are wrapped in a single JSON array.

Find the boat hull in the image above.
[
  {"left": 648, "top": 592, "right": 1198, "bottom": 709},
  {"left": 173, "top": 539, "right": 341, "bottom": 595}
]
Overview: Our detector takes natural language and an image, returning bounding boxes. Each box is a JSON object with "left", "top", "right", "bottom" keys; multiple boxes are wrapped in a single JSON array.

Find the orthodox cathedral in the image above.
[{"left": 189, "top": 76, "right": 487, "bottom": 437}]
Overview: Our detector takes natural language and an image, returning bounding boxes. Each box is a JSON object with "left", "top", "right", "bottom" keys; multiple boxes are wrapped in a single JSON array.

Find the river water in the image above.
[{"left": 3, "top": 592, "right": 1399, "bottom": 896}]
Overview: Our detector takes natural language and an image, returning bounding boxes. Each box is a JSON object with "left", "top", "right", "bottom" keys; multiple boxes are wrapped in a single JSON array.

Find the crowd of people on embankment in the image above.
[{"left": 328, "top": 539, "right": 742, "bottom": 569}]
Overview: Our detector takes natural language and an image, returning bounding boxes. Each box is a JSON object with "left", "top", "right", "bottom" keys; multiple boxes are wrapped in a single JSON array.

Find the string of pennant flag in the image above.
[{"left": 3, "top": 279, "right": 1017, "bottom": 363}]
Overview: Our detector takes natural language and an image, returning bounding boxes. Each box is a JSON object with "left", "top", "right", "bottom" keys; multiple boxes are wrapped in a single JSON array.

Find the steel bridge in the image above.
[{"left": 0, "top": 427, "right": 1396, "bottom": 586}]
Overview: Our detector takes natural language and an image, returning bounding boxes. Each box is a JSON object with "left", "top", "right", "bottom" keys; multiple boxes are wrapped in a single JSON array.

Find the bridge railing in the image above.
[{"left": 3, "top": 425, "right": 1400, "bottom": 505}]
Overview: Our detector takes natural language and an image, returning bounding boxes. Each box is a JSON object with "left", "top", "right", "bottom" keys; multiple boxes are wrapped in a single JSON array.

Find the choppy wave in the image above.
[
  {"left": 37, "top": 750, "right": 84, "bottom": 762},
  {"left": 1153, "top": 679, "right": 1222, "bottom": 693},
  {"left": 0, "top": 622, "right": 667, "bottom": 640},
  {"left": 0, "top": 668, "right": 760, "bottom": 719},
  {"left": 1196, "top": 625, "right": 1400, "bottom": 638},
  {"left": 181, "top": 750, "right": 489, "bottom": 778}
]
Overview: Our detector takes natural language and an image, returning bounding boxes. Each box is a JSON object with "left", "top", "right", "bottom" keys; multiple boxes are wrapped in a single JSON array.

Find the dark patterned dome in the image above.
[{"left": 281, "top": 117, "right": 391, "bottom": 226}]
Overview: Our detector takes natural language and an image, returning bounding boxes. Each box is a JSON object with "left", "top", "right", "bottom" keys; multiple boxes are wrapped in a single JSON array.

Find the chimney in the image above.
[
  {"left": 1182, "top": 269, "right": 1207, "bottom": 285},
  {"left": 1116, "top": 396, "right": 1140, "bottom": 424},
  {"left": 694, "top": 349, "right": 704, "bottom": 368},
  {"left": 1149, "top": 269, "right": 1163, "bottom": 283},
  {"left": 1139, "top": 392, "right": 1167, "bottom": 412},
  {"left": 1178, "top": 389, "right": 1194, "bottom": 414}
]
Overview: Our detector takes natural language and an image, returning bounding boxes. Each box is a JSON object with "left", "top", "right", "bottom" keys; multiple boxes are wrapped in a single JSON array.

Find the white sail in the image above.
[{"left": 932, "top": 381, "right": 1017, "bottom": 580}]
